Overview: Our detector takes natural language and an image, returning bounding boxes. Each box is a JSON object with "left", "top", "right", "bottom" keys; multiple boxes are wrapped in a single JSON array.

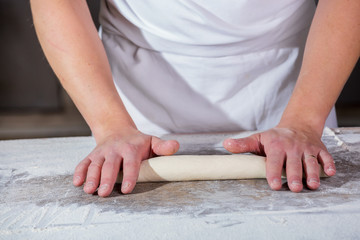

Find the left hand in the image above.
[{"left": 223, "top": 127, "right": 336, "bottom": 192}]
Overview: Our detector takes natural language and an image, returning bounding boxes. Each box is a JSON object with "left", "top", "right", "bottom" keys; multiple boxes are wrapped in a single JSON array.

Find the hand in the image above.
[
  {"left": 223, "top": 127, "right": 336, "bottom": 192},
  {"left": 73, "top": 129, "right": 179, "bottom": 197}
]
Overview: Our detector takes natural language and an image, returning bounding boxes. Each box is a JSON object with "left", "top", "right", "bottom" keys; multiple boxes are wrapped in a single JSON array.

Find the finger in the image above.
[
  {"left": 73, "top": 158, "right": 91, "bottom": 186},
  {"left": 97, "top": 153, "right": 122, "bottom": 197},
  {"left": 318, "top": 150, "right": 336, "bottom": 176},
  {"left": 223, "top": 134, "right": 262, "bottom": 154},
  {"left": 83, "top": 156, "right": 105, "bottom": 194},
  {"left": 285, "top": 154, "right": 303, "bottom": 193},
  {"left": 265, "top": 149, "right": 286, "bottom": 191},
  {"left": 151, "top": 137, "right": 179, "bottom": 156},
  {"left": 121, "top": 146, "right": 142, "bottom": 194},
  {"left": 303, "top": 153, "right": 320, "bottom": 190}
]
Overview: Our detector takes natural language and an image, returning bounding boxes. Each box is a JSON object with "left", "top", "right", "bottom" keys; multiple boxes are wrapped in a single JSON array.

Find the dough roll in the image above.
[{"left": 117, "top": 154, "right": 327, "bottom": 183}]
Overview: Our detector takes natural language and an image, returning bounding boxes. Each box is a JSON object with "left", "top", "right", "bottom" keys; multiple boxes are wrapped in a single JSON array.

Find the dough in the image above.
[{"left": 117, "top": 154, "right": 327, "bottom": 182}]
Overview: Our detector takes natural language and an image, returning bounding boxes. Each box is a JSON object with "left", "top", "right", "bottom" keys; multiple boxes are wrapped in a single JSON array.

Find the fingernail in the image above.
[
  {"left": 122, "top": 181, "right": 131, "bottom": 191},
  {"left": 327, "top": 166, "right": 336, "bottom": 174},
  {"left": 74, "top": 176, "right": 81, "bottom": 183},
  {"left": 308, "top": 178, "right": 319, "bottom": 184},
  {"left": 291, "top": 180, "right": 302, "bottom": 186},
  {"left": 98, "top": 184, "right": 109, "bottom": 193},
  {"left": 85, "top": 182, "right": 95, "bottom": 190},
  {"left": 271, "top": 179, "right": 281, "bottom": 187}
]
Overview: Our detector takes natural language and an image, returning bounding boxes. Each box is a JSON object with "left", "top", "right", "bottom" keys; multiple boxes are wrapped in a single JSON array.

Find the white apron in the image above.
[{"left": 99, "top": 0, "right": 337, "bottom": 136}]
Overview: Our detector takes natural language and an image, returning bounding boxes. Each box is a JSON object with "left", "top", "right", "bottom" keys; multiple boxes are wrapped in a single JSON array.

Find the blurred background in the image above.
[{"left": 0, "top": 0, "right": 359, "bottom": 140}]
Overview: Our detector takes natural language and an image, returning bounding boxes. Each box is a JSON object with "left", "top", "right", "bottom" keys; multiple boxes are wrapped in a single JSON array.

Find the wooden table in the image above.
[{"left": 1, "top": 128, "right": 359, "bottom": 239}]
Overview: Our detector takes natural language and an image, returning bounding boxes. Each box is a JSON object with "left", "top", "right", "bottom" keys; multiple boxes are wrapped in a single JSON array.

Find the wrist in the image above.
[
  {"left": 91, "top": 116, "right": 138, "bottom": 143},
  {"left": 279, "top": 83, "right": 332, "bottom": 137},
  {"left": 277, "top": 112, "right": 325, "bottom": 138}
]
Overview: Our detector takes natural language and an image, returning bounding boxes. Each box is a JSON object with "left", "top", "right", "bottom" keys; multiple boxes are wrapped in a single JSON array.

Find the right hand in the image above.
[{"left": 73, "top": 129, "right": 179, "bottom": 197}]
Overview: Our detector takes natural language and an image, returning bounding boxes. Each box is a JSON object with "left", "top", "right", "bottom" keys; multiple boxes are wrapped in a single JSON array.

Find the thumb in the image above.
[
  {"left": 151, "top": 137, "right": 180, "bottom": 156},
  {"left": 223, "top": 134, "right": 262, "bottom": 154}
]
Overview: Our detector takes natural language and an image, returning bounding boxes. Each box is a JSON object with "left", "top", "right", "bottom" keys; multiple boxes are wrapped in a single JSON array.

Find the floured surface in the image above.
[{"left": 0, "top": 128, "right": 360, "bottom": 239}]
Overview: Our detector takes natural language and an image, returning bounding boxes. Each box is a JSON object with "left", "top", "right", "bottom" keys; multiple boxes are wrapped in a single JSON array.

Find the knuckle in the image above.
[
  {"left": 289, "top": 147, "right": 302, "bottom": 156},
  {"left": 90, "top": 148, "right": 103, "bottom": 158},
  {"left": 307, "top": 160, "right": 319, "bottom": 169},
  {"left": 267, "top": 153, "right": 285, "bottom": 162},
  {"left": 268, "top": 139, "right": 283, "bottom": 148},
  {"left": 307, "top": 145, "right": 319, "bottom": 153},
  {"left": 75, "top": 161, "right": 85, "bottom": 169},
  {"left": 106, "top": 150, "right": 121, "bottom": 160},
  {"left": 100, "top": 177, "right": 115, "bottom": 185},
  {"left": 102, "top": 160, "right": 119, "bottom": 171},
  {"left": 122, "top": 143, "right": 140, "bottom": 156},
  {"left": 74, "top": 164, "right": 85, "bottom": 172},
  {"left": 102, "top": 160, "right": 114, "bottom": 168},
  {"left": 304, "top": 161, "right": 320, "bottom": 173},
  {"left": 268, "top": 141, "right": 297, "bottom": 154},
  {"left": 89, "top": 161, "right": 103, "bottom": 170},
  {"left": 289, "top": 160, "right": 302, "bottom": 170},
  {"left": 75, "top": 160, "right": 90, "bottom": 172},
  {"left": 85, "top": 177, "right": 98, "bottom": 183},
  {"left": 308, "top": 157, "right": 319, "bottom": 165}
]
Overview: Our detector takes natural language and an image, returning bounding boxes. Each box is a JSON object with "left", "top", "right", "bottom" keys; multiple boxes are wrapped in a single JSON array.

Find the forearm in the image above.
[
  {"left": 279, "top": 0, "right": 360, "bottom": 135},
  {"left": 30, "top": 0, "right": 136, "bottom": 141}
]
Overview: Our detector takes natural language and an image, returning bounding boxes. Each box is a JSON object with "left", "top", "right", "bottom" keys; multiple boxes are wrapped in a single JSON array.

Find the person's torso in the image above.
[{"left": 99, "top": 0, "right": 316, "bottom": 135}]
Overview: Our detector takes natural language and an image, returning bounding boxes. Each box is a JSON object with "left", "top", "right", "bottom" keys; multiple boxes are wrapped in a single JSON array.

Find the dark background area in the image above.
[
  {"left": 0, "top": 0, "right": 100, "bottom": 111},
  {"left": 0, "top": 0, "right": 359, "bottom": 139}
]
